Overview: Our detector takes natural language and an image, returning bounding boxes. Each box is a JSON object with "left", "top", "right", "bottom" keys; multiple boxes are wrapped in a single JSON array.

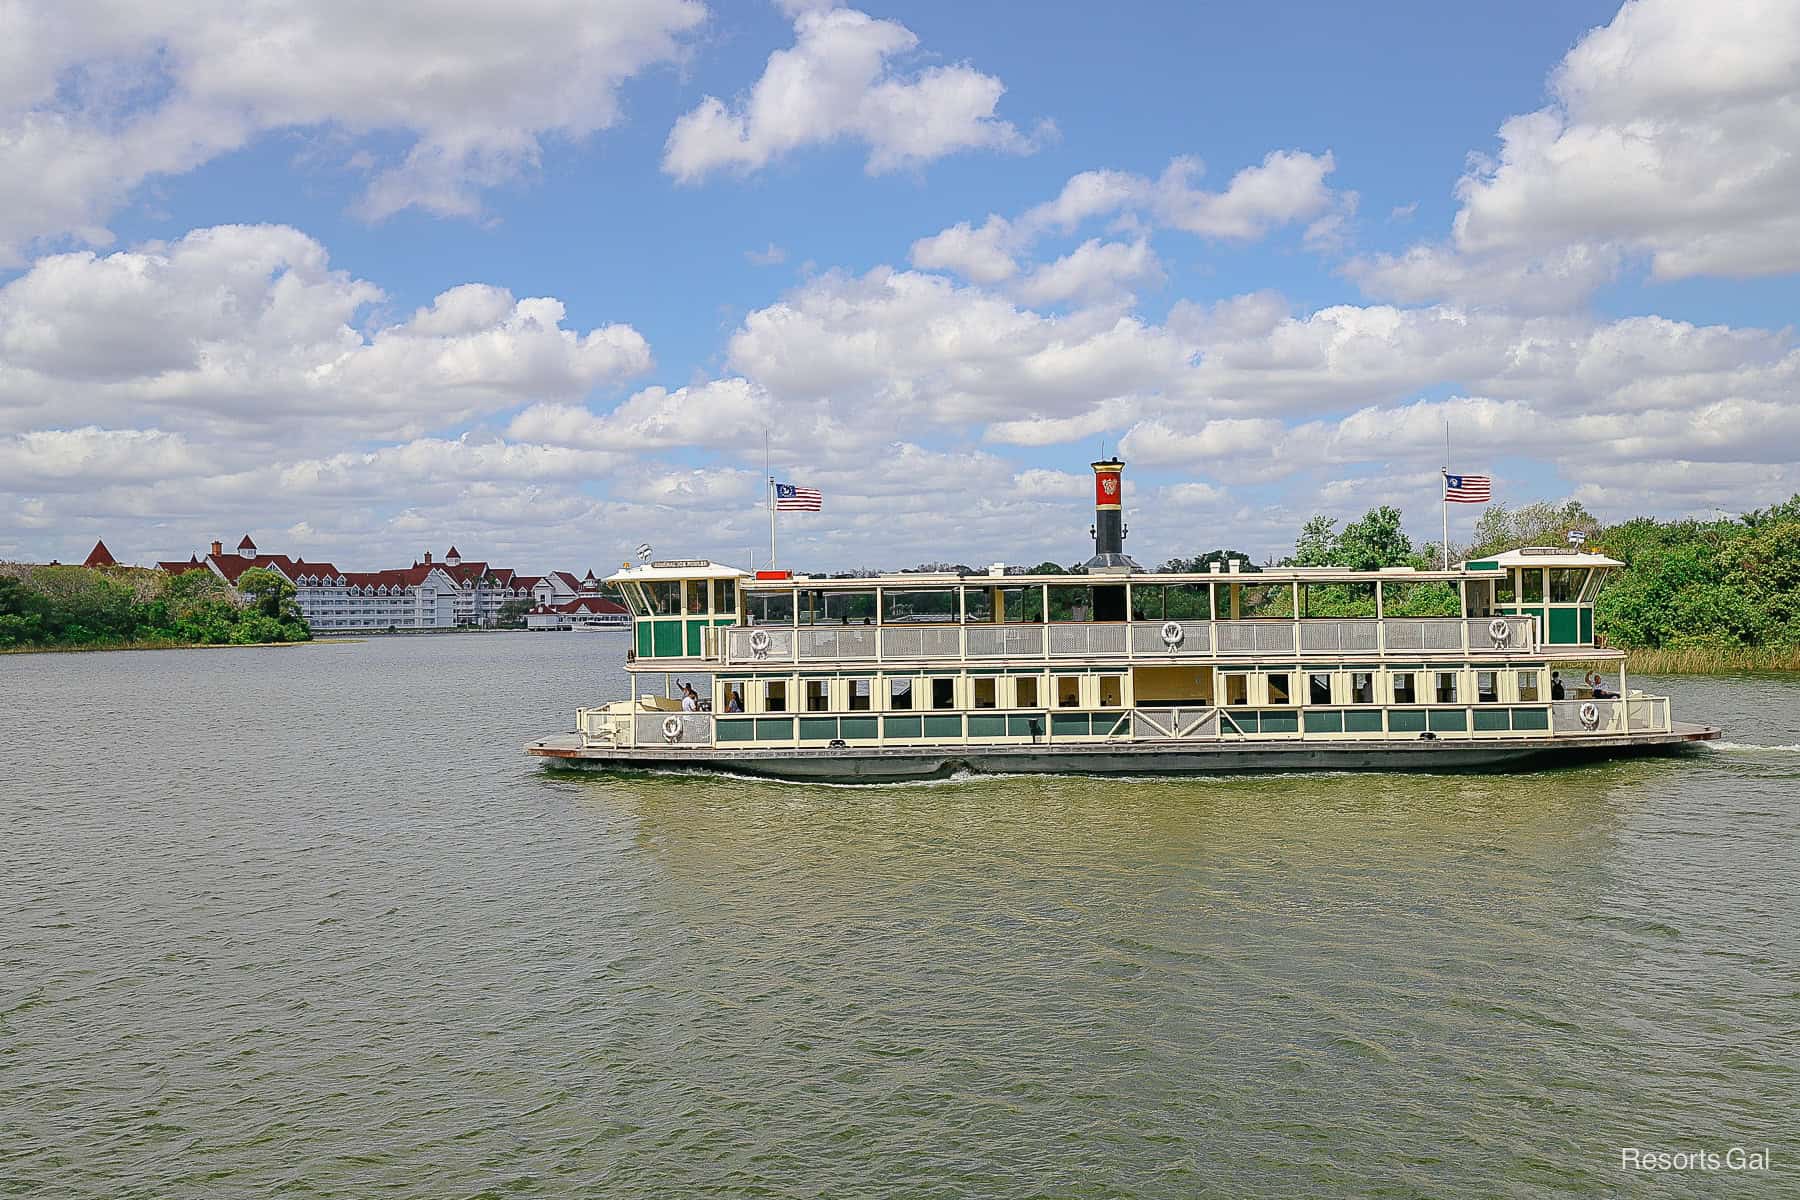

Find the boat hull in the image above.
[{"left": 526, "top": 725, "right": 1722, "bottom": 783}]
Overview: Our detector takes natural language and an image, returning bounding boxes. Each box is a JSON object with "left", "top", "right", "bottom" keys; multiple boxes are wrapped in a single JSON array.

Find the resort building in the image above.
[{"left": 151, "top": 535, "right": 598, "bottom": 633}]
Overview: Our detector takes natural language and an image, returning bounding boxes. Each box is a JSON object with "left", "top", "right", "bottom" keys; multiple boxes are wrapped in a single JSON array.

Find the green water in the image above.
[{"left": 3, "top": 636, "right": 1796, "bottom": 1197}]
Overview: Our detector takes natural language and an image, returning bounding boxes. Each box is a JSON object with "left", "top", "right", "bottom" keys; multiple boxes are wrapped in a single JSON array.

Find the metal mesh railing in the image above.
[
  {"left": 881, "top": 626, "right": 962, "bottom": 659},
  {"left": 966, "top": 625, "right": 1045, "bottom": 657},
  {"left": 1298, "top": 620, "right": 1380, "bottom": 653},
  {"left": 1130, "top": 621, "right": 1211, "bottom": 655},
  {"left": 1214, "top": 622, "right": 1296, "bottom": 655},
  {"left": 633, "top": 712, "right": 713, "bottom": 747},
  {"left": 1383, "top": 619, "right": 1464, "bottom": 651},
  {"left": 797, "top": 626, "right": 879, "bottom": 660}
]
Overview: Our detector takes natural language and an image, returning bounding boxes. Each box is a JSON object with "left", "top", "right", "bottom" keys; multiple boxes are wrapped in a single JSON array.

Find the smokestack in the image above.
[
  {"left": 1084, "top": 458, "right": 1139, "bottom": 572},
  {"left": 210, "top": 540, "right": 223, "bottom": 557}
]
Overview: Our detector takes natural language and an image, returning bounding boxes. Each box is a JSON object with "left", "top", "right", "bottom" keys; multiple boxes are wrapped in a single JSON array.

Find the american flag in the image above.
[
  {"left": 1443, "top": 472, "right": 1491, "bottom": 503},
  {"left": 774, "top": 482, "right": 822, "bottom": 511}
]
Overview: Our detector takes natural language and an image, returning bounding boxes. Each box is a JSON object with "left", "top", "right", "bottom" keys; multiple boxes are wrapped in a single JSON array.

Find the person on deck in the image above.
[
  {"left": 1551, "top": 671, "right": 1566, "bottom": 700},
  {"left": 679, "top": 682, "right": 701, "bottom": 712}
]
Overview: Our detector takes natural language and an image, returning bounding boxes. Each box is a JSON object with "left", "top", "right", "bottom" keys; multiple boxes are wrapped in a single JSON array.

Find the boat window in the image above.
[
  {"left": 1301, "top": 581, "right": 1375, "bottom": 617},
  {"left": 1267, "top": 673, "right": 1292, "bottom": 705},
  {"left": 1462, "top": 580, "right": 1493, "bottom": 617},
  {"left": 1166, "top": 582, "right": 1212, "bottom": 621},
  {"left": 1056, "top": 676, "right": 1082, "bottom": 707},
  {"left": 1309, "top": 673, "right": 1333, "bottom": 704},
  {"left": 1519, "top": 569, "right": 1544, "bottom": 603},
  {"left": 1380, "top": 581, "right": 1460, "bottom": 617},
  {"left": 1549, "top": 568, "right": 1584, "bottom": 604},
  {"left": 931, "top": 678, "right": 957, "bottom": 709},
  {"left": 848, "top": 679, "right": 872, "bottom": 711},
  {"left": 888, "top": 677, "right": 913, "bottom": 711},
  {"left": 685, "top": 579, "right": 709, "bottom": 615},
  {"left": 747, "top": 590, "right": 794, "bottom": 625},
  {"left": 806, "top": 680, "right": 831, "bottom": 712},
  {"left": 882, "top": 588, "right": 959, "bottom": 624},
  {"left": 1351, "top": 672, "right": 1374, "bottom": 704},
  {"left": 961, "top": 587, "right": 994, "bottom": 622},
  {"left": 972, "top": 678, "right": 997, "bottom": 708},
  {"left": 1435, "top": 672, "right": 1459, "bottom": 704},
  {"left": 764, "top": 679, "right": 788, "bottom": 713},
  {"left": 995, "top": 586, "right": 1045, "bottom": 623},
  {"left": 1047, "top": 585, "right": 1093, "bottom": 623},
  {"left": 619, "top": 583, "right": 649, "bottom": 616},
  {"left": 1476, "top": 671, "right": 1498, "bottom": 703},
  {"left": 1579, "top": 569, "right": 1606, "bottom": 603},
  {"left": 1237, "top": 582, "right": 1294, "bottom": 618},
  {"left": 1129, "top": 584, "right": 1164, "bottom": 622},
  {"left": 1097, "top": 676, "right": 1123, "bottom": 707},
  {"left": 723, "top": 682, "right": 745, "bottom": 713},
  {"left": 801, "top": 589, "right": 876, "bottom": 625},
  {"left": 1391, "top": 672, "right": 1416, "bottom": 704},
  {"left": 1015, "top": 676, "right": 1040, "bottom": 708},
  {"left": 644, "top": 581, "right": 680, "bottom": 615},
  {"left": 715, "top": 578, "right": 737, "bottom": 615},
  {"left": 1517, "top": 671, "right": 1540, "bottom": 702},
  {"left": 1222, "top": 674, "right": 1249, "bottom": 706},
  {"left": 1494, "top": 572, "right": 1516, "bottom": 605}
]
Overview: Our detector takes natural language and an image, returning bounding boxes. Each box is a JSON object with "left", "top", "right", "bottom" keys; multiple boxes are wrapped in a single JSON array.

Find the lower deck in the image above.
[{"left": 528, "top": 723, "right": 1722, "bottom": 783}]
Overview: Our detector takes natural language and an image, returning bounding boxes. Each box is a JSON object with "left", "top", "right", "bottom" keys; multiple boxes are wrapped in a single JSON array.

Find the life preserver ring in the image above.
[
  {"left": 1579, "top": 702, "right": 1600, "bottom": 729},
  {"left": 1488, "top": 617, "right": 1510, "bottom": 642},
  {"left": 748, "top": 629, "right": 771, "bottom": 655},
  {"left": 1160, "top": 621, "right": 1184, "bottom": 647},
  {"left": 662, "top": 715, "right": 683, "bottom": 741}
]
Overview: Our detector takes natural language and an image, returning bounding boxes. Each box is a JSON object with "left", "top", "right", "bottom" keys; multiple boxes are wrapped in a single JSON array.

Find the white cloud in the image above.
[
  {"left": 1013, "top": 238, "right": 1162, "bottom": 307},
  {"left": 726, "top": 266, "right": 1193, "bottom": 430},
  {"left": 0, "top": 225, "right": 650, "bottom": 440},
  {"left": 0, "top": 427, "right": 207, "bottom": 491},
  {"left": 663, "top": 5, "right": 1039, "bottom": 182},
  {"left": 0, "top": 0, "right": 706, "bottom": 259},
  {"left": 745, "top": 243, "right": 788, "bottom": 267},
  {"left": 1151, "top": 151, "right": 1340, "bottom": 240},
  {"left": 908, "top": 151, "right": 1345, "bottom": 288},
  {"left": 507, "top": 377, "right": 770, "bottom": 451},
  {"left": 909, "top": 216, "right": 1019, "bottom": 283},
  {"left": 1356, "top": 0, "right": 1800, "bottom": 307}
]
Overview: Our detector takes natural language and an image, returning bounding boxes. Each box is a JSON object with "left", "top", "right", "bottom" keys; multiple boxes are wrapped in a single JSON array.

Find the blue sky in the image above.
[{"left": 4, "top": 0, "right": 1798, "bottom": 573}]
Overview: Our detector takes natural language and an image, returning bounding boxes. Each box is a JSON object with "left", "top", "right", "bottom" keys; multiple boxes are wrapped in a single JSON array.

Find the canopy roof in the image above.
[
  {"left": 1460, "top": 547, "right": 1623, "bottom": 569},
  {"left": 607, "top": 560, "right": 751, "bottom": 585}
]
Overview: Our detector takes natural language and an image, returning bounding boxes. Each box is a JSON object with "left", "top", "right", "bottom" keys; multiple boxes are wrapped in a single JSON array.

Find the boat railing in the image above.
[
  {"left": 719, "top": 614, "right": 1540, "bottom": 665},
  {"left": 1549, "top": 695, "right": 1670, "bottom": 735},
  {"left": 631, "top": 711, "right": 715, "bottom": 748},
  {"left": 1128, "top": 706, "right": 1221, "bottom": 740}
]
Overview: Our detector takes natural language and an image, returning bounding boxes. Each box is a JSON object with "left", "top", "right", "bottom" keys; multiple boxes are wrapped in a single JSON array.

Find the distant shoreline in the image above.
[{"left": 0, "top": 627, "right": 542, "bottom": 655}]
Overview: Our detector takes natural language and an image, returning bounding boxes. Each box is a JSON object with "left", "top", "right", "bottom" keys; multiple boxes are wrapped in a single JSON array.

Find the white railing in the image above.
[
  {"left": 1049, "top": 624, "right": 1130, "bottom": 657},
  {"left": 718, "top": 613, "right": 1539, "bottom": 664},
  {"left": 1130, "top": 707, "right": 1220, "bottom": 740},
  {"left": 798, "top": 626, "right": 880, "bottom": 661},
  {"left": 882, "top": 626, "right": 962, "bottom": 659},
  {"left": 1129, "top": 621, "right": 1211, "bottom": 655},
  {"left": 967, "top": 624, "right": 1046, "bottom": 657},
  {"left": 1298, "top": 619, "right": 1380, "bottom": 653},
  {"left": 632, "top": 712, "right": 714, "bottom": 747},
  {"left": 1383, "top": 619, "right": 1466, "bottom": 651},
  {"left": 1214, "top": 622, "right": 1296, "bottom": 655}
]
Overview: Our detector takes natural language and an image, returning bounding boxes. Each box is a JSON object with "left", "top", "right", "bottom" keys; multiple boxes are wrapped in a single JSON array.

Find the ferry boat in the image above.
[{"left": 527, "top": 460, "right": 1720, "bottom": 781}]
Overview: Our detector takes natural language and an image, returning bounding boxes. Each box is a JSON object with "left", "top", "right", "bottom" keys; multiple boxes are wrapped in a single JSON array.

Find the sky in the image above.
[{"left": 4, "top": 0, "right": 1799, "bottom": 574}]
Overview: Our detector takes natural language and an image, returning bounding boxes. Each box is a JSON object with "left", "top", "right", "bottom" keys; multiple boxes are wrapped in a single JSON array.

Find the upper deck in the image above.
[{"left": 608, "top": 549, "right": 1621, "bottom": 671}]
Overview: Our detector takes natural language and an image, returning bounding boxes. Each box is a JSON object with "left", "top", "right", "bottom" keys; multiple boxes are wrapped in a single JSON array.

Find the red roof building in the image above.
[{"left": 82, "top": 540, "right": 117, "bottom": 568}]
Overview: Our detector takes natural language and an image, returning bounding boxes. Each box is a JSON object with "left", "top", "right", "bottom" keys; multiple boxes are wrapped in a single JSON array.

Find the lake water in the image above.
[{"left": 3, "top": 633, "right": 1797, "bottom": 1197}]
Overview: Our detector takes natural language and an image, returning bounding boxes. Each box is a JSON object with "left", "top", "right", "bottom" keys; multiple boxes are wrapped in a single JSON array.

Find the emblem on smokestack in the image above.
[{"left": 1085, "top": 457, "right": 1139, "bottom": 572}]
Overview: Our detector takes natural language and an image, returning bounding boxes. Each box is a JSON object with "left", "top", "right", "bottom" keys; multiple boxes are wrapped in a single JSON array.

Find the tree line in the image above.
[{"left": 0, "top": 564, "right": 312, "bottom": 650}]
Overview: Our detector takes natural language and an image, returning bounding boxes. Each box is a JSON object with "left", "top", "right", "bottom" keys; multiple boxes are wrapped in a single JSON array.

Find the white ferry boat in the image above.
[{"left": 527, "top": 460, "right": 1719, "bottom": 781}]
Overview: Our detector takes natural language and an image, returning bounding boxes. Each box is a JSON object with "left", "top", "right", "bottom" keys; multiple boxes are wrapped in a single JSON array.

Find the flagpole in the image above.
[
  {"left": 766, "top": 429, "right": 776, "bottom": 570},
  {"left": 1441, "top": 419, "right": 1450, "bottom": 571}
]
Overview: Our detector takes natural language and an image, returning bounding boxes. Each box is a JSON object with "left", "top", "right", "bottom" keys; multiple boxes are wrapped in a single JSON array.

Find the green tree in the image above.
[
  {"left": 1335, "top": 505, "right": 1414, "bottom": 571},
  {"left": 496, "top": 598, "right": 532, "bottom": 628}
]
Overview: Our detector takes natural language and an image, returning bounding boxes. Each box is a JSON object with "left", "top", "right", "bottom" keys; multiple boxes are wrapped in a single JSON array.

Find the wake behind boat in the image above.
[{"left": 528, "top": 459, "right": 1719, "bottom": 782}]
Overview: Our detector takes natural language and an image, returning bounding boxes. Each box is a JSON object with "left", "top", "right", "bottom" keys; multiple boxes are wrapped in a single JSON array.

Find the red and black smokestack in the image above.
[{"left": 1085, "top": 458, "right": 1139, "bottom": 571}]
